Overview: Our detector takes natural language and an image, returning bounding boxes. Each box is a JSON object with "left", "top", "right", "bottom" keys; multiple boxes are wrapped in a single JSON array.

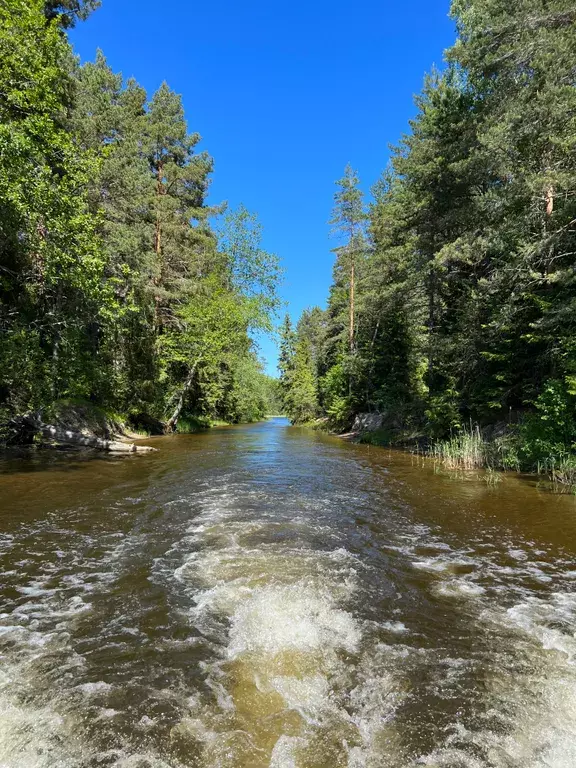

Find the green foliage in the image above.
[
  {"left": 0, "top": 0, "right": 109, "bottom": 413},
  {"left": 330, "top": 164, "right": 366, "bottom": 246},
  {"left": 224, "top": 356, "right": 270, "bottom": 423},
  {"left": 547, "top": 455, "right": 576, "bottom": 492},
  {"left": 291, "top": 0, "right": 576, "bottom": 472},
  {"left": 519, "top": 380, "right": 576, "bottom": 468},
  {"left": 432, "top": 426, "right": 487, "bottom": 470},
  {"left": 358, "top": 428, "right": 394, "bottom": 447},
  {"left": 175, "top": 415, "right": 210, "bottom": 434},
  {"left": 44, "top": 0, "right": 101, "bottom": 27},
  {"left": 424, "top": 385, "right": 462, "bottom": 438},
  {"left": 278, "top": 315, "right": 319, "bottom": 424},
  {"left": 432, "top": 425, "right": 521, "bottom": 472},
  {"left": 0, "top": 3, "right": 280, "bottom": 433},
  {"left": 217, "top": 205, "right": 282, "bottom": 332},
  {"left": 259, "top": 375, "right": 283, "bottom": 416},
  {"left": 319, "top": 362, "right": 353, "bottom": 430}
]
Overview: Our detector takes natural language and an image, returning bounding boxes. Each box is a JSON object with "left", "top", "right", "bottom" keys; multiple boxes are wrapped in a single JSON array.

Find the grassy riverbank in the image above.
[
  {"left": 358, "top": 420, "right": 576, "bottom": 490},
  {"left": 300, "top": 410, "right": 576, "bottom": 491}
]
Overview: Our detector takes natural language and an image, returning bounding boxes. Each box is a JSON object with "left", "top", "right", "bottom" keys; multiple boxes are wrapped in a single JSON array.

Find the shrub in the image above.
[{"left": 519, "top": 379, "right": 576, "bottom": 469}]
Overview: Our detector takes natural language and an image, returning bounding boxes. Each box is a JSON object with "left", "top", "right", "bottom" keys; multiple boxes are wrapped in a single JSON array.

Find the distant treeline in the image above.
[
  {"left": 281, "top": 0, "right": 576, "bottom": 470},
  {"left": 0, "top": 0, "right": 281, "bottom": 432}
]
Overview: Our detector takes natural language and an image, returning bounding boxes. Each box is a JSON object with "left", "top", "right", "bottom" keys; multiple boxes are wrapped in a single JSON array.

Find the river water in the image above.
[{"left": 1, "top": 418, "right": 576, "bottom": 767}]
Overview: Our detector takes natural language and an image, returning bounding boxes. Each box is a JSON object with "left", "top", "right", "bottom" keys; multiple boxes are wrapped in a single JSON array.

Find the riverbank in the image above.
[
  {"left": 0, "top": 401, "right": 279, "bottom": 454},
  {"left": 304, "top": 412, "right": 576, "bottom": 491},
  {"left": 0, "top": 401, "right": 160, "bottom": 454}
]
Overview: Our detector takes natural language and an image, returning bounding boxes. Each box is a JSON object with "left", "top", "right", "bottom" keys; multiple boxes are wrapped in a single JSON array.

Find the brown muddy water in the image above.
[{"left": 1, "top": 418, "right": 576, "bottom": 768}]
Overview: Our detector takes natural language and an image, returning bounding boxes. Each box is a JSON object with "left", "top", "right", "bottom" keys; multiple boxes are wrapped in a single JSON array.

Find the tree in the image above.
[
  {"left": 297, "top": 307, "right": 327, "bottom": 371},
  {"left": 278, "top": 314, "right": 296, "bottom": 413},
  {"left": 144, "top": 83, "right": 217, "bottom": 329},
  {"left": 224, "top": 354, "right": 272, "bottom": 423},
  {"left": 0, "top": 0, "right": 282, "bottom": 436},
  {"left": 159, "top": 206, "right": 280, "bottom": 429},
  {"left": 307, "top": 0, "right": 576, "bottom": 466},
  {"left": 160, "top": 278, "right": 252, "bottom": 430},
  {"left": 329, "top": 164, "right": 367, "bottom": 354},
  {"left": 288, "top": 338, "right": 318, "bottom": 424},
  {"left": 69, "top": 52, "right": 156, "bottom": 409},
  {"left": 278, "top": 314, "right": 319, "bottom": 424},
  {"left": 44, "top": 0, "right": 101, "bottom": 27},
  {"left": 0, "top": 0, "right": 108, "bottom": 414},
  {"left": 217, "top": 204, "right": 282, "bottom": 333}
]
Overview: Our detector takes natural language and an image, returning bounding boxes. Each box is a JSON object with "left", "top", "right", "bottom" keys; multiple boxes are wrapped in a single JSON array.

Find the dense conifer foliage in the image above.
[
  {"left": 0, "top": 0, "right": 280, "bottom": 430},
  {"left": 282, "top": 0, "right": 576, "bottom": 468}
]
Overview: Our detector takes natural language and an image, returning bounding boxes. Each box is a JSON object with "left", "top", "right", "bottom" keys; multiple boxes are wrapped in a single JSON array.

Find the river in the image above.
[{"left": 1, "top": 418, "right": 576, "bottom": 767}]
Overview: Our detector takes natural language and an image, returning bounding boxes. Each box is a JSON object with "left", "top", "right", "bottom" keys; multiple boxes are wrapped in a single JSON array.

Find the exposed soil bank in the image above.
[
  {"left": 0, "top": 403, "right": 273, "bottom": 455},
  {"left": 1, "top": 402, "right": 158, "bottom": 454}
]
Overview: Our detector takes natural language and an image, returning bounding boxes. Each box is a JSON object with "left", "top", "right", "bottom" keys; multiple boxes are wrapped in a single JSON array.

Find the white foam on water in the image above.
[
  {"left": 0, "top": 617, "right": 89, "bottom": 768},
  {"left": 433, "top": 580, "right": 486, "bottom": 598},
  {"left": 267, "top": 676, "right": 330, "bottom": 724},
  {"left": 503, "top": 592, "right": 576, "bottom": 662},
  {"left": 344, "top": 643, "right": 411, "bottom": 768},
  {"left": 0, "top": 699, "right": 78, "bottom": 768},
  {"left": 381, "top": 621, "right": 409, "bottom": 634},
  {"left": 415, "top": 591, "right": 576, "bottom": 768},
  {"left": 169, "top": 482, "right": 576, "bottom": 768},
  {"left": 0, "top": 518, "right": 182, "bottom": 768},
  {"left": 269, "top": 735, "right": 307, "bottom": 768},
  {"left": 169, "top": 492, "right": 412, "bottom": 767},
  {"left": 76, "top": 681, "right": 114, "bottom": 695},
  {"left": 227, "top": 583, "right": 360, "bottom": 658},
  {"left": 7, "top": 461, "right": 576, "bottom": 768}
]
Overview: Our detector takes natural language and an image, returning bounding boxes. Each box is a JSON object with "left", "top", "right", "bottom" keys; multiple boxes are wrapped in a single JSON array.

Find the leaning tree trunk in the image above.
[
  {"left": 166, "top": 359, "right": 201, "bottom": 432},
  {"left": 37, "top": 423, "right": 156, "bottom": 452},
  {"left": 4, "top": 414, "right": 156, "bottom": 453}
]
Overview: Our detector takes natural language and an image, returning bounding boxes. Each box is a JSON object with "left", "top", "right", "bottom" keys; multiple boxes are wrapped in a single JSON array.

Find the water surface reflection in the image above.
[{"left": 1, "top": 419, "right": 575, "bottom": 766}]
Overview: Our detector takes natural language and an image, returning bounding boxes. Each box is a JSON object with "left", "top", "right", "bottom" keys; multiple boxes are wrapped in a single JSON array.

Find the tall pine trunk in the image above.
[
  {"left": 546, "top": 184, "right": 554, "bottom": 217},
  {"left": 349, "top": 258, "right": 355, "bottom": 354},
  {"left": 153, "top": 161, "right": 164, "bottom": 331}
]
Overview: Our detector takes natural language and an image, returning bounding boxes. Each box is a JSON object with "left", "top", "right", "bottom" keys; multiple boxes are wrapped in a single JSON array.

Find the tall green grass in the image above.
[
  {"left": 538, "top": 455, "right": 576, "bottom": 491},
  {"left": 432, "top": 426, "right": 486, "bottom": 470},
  {"left": 175, "top": 416, "right": 210, "bottom": 433},
  {"left": 432, "top": 425, "right": 520, "bottom": 473}
]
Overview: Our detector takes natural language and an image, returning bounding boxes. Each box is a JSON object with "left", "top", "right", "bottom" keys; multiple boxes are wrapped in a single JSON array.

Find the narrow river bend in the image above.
[{"left": 1, "top": 418, "right": 576, "bottom": 767}]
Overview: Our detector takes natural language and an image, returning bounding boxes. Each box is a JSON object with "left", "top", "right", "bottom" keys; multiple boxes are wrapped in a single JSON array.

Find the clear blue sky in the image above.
[{"left": 70, "top": 0, "right": 455, "bottom": 375}]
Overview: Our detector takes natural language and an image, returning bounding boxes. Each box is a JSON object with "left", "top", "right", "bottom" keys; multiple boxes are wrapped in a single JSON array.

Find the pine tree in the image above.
[
  {"left": 44, "top": 0, "right": 101, "bottom": 28},
  {"left": 69, "top": 52, "right": 157, "bottom": 409},
  {"left": 329, "top": 164, "right": 367, "bottom": 354},
  {"left": 145, "top": 83, "right": 216, "bottom": 329},
  {"left": 0, "top": 0, "right": 282, "bottom": 435},
  {"left": 310, "top": 0, "right": 576, "bottom": 463},
  {"left": 278, "top": 315, "right": 296, "bottom": 415}
]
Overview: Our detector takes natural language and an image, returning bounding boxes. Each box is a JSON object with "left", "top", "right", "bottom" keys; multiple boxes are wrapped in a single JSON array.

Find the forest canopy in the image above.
[
  {"left": 0, "top": 0, "right": 281, "bottom": 432},
  {"left": 280, "top": 0, "right": 576, "bottom": 471},
  {"left": 4, "top": 0, "right": 576, "bottom": 465}
]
